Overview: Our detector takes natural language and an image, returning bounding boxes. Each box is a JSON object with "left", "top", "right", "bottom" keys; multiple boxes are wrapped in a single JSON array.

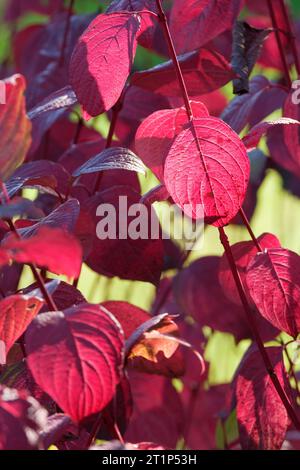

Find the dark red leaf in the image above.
[
  {"left": 26, "top": 303, "right": 124, "bottom": 423},
  {"left": 15, "top": 198, "right": 80, "bottom": 239},
  {"left": 70, "top": 12, "right": 141, "bottom": 119},
  {"left": 222, "top": 76, "right": 288, "bottom": 134},
  {"left": 84, "top": 186, "right": 164, "bottom": 285},
  {"left": 235, "top": 346, "right": 290, "bottom": 450},
  {"left": 219, "top": 232, "right": 281, "bottom": 305},
  {"left": 125, "top": 371, "right": 184, "bottom": 448},
  {"left": 28, "top": 86, "right": 77, "bottom": 154},
  {"left": 164, "top": 117, "right": 250, "bottom": 226},
  {"left": 243, "top": 118, "right": 300, "bottom": 151},
  {"left": 0, "top": 360, "right": 55, "bottom": 413},
  {"left": 170, "top": 0, "right": 243, "bottom": 54},
  {"left": 5, "top": 160, "right": 71, "bottom": 199},
  {"left": 174, "top": 256, "right": 278, "bottom": 342},
  {"left": 246, "top": 248, "right": 300, "bottom": 337},
  {"left": 0, "top": 386, "right": 48, "bottom": 450},
  {"left": 102, "top": 301, "right": 150, "bottom": 339},
  {"left": 131, "top": 49, "right": 235, "bottom": 97},
  {"left": 182, "top": 384, "right": 230, "bottom": 450},
  {"left": 284, "top": 92, "right": 300, "bottom": 169},
  {"left": 174, "top": 257, "right": 246, "bottom": 341}
]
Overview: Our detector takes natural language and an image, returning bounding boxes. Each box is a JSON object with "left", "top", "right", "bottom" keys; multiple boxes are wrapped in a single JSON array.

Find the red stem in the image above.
[
  {"left": 239, "top": 208, "right": 262, "bottom": 252},
  {"left": 219, "top": 226, "right": 300, "bottom": 430},
  {"left": 94, "top": 96, "right": 123, "bottom": 193},
  {"left": 279, "top": 0, "right": 300, "bottom": 78},
  {"left": 155, "top": 0, "right": 193, "bottom": 120},
  {"left": 7, "top": 220, "right": 58, "bottom": 312},
  {"left": 266, "top": 0, "right": 292, "bottom": 87},
  {"left": 0, "top": 181, "right": 58, "bottom": 312}
]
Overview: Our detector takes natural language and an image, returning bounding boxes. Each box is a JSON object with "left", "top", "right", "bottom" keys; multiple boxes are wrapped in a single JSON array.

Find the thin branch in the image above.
[
  {"left": 266, "top": 0, "right": 291, "bottom": 87},
  {"left": 219, "top": 226, "right": 300, "bottom": 430},
  {"left": 155, "top": 0, "right": 193, "bottom": 120},
  {"left": 239, "top": 208, "right": 262, "bottom": 252}
]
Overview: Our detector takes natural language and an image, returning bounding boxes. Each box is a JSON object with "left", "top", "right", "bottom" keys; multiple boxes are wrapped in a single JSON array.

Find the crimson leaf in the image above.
[
  {"left": 246, "top": 248, "right": 300, "bottom": 338},
  {"left": 135, "top": 102, "right": 209, "bottom": 181},
  {"left": 26, "top": 303, "right": 124, "bottom": 423},
  {"left": 0, "top": 294, "right": 43, "bottom": 365},
  {"left": 164, "top": 117, "right": 250, "bottom": 225},
  {"left": 70, "top": 12, "right": 141, "bottom": 119},
  {"left": 235, "top": 346, "right": 290, "bottom": 450},
  {"left": 0, "top": 386, "right": 48, "bottom": 450}
]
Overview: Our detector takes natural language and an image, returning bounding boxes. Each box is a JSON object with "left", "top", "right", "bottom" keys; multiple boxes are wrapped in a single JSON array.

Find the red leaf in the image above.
[
  {"left": 0, "top": 361, "right": 55, "bottom": 413},
  {"left": 106, "top": 1, "right": 158, "bottom": 50},
  {"left": 26, "top": 303, "right": 124, "bottom": 423},
  {"left": 15, "top": 198, "right": 80, "bottom": 239},
  {"left": 182, "top": 384, "right": 230, "bottom": 450},
  {"left": 135, "top": 102, "right": 209, "bottom": 181},
  {"left": 174, "top": 256, "right": 276, "bottom": 341},
  {"left": 125, "top": 371, "right": 184, "bottom": 448},
  {"left": 131, "top": 49, "right": 235, "bottom": 97},
  {"left": 164, "top": 117, "right": 250, "bottom": 225},
  {"left": 246, "top": 248, "right": 300, "bottom": 337},
  {"left": 1, "top": 227, "right": 82, "bottom": 279},
  {"left": 243, "top": 118, "right": 300, "bottom": 151},
  {"left": 102, "top": 301, "right": 150, "bottom": 339},
  {"left": 70, "top": 12, "right": 141, "bottom": 119},
  {"left": 170, "top": 0, "right": 243, "bottom": 54},
  {"left": 222, "top": 76, "right": 287, "bottom": 134},
  {"left": 5, "top": 160, "right": 71, "bottom": 199},
  {"left": 0, "top": 386, "right": 48, "bottom": 450},
  {"left": 267, "top": 126, "right": 300, "bottom": 179},
  {"left": 0, "top": 74, "right": 32, "bottom": 179},
  {"left": 84, "top": 186, "right": 164, "bottom": 285},
  {"left": 219, "top": 232, "right": 281, "bottom": 306},
  {"left": 235, "top": 346, "right": 290, "bottom": 450},
  {"left": 0, "top": 294, "right": 43, "bottom": 365},
  {"left": 284, "top": 92, "right": 300, "bottom": 168}
]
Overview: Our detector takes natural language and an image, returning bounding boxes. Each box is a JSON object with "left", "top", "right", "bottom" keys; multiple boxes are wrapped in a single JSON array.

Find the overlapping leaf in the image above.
[
  {"left": 135, "top": 102, "right": 209, "bottom": 181},
  {"left": 131, "top": 49, "right": 235, "bottom": 97},
  {"left": 170, "top": 0, "right": 243, "bottom": 54},
  {"left": 243, "top": 118, "right": 300, "bottom": 151},
  {"left": 235, "top": 347, "right": 290, "bottom": 450},
  {"left": 0, "top": 294, "right": 43, "bottom": 365},
  {"left": 84, "top": 186, "right": 164, "bottom": 285},
  {"left": 1, "top": 227, "right": 82, "bottom": 279},
  {"left": 164, "top": 117, "right": 250, "bottom": 225},
  {"left": 4, "top": 160, "right": 71, "bottom": 199},
  {"left": 0, "top": 74, "right": 32, "bottom": 180},
  {"left": 70, "top": 12, "right": 141, "bottom": 119},
  {"left": 219, "top": 233, "right": 281, "bottom": 305},
  {"left": 0, "top": 386, "right": 48, "bottom": 450},
  {"left": 26, "top": 303, "right": 124, "bottom": 423},
  {"left": 246, "top": 248, "right": 300, "bottom": 337}
]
